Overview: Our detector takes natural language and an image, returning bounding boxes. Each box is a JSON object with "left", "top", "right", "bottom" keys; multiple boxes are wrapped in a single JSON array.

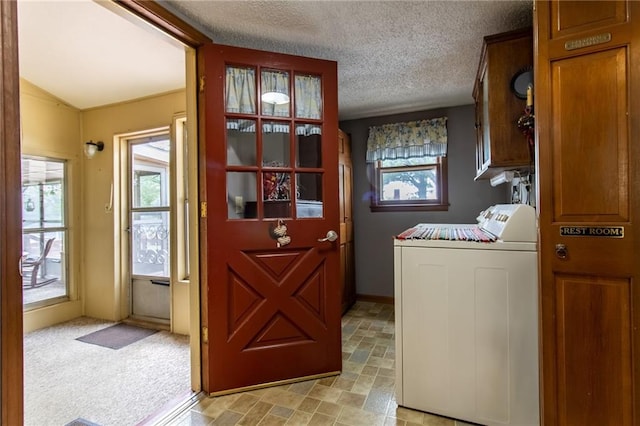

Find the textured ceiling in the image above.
[
  {"left": 17, "top": 0, "right": 532, "bottom": 120},
  {"left": 162, "top": 0, "right": 533, "bottom": 120}
]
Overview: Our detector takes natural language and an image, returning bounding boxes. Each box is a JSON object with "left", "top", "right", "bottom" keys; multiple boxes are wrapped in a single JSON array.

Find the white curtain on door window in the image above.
[
  {"left": 295, "top": 124, "right": 322, "bottom": 136},
  {"left": 295, "top": 75, "right": 322, "bottom": 119},
  {"left": 227, "top": 119, "right": 256, "bottom": 133},
  {"left": 366, "top": 117, "right": 448, "bottom": 162},
  {"left": 261, "top": 71, "right": 290, "bottom": 117},
  {"left": 262, "top": 122, "right": 290, "bottom": 133},
  {"left": 226, "top": 67, "right": 256, "bottom": 114}
]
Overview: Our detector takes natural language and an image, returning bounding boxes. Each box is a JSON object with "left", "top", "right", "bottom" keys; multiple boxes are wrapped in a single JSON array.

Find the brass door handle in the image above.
[
  {"left": 318, "top": 230, "right": 338, "bottom": 242},
  {"left": 555, "top": 243, "right": 568, "bottom": 259}
]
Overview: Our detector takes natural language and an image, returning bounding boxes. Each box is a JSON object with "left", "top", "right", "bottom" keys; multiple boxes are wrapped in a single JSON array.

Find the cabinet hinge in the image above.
[
  {"left": 199, "top": 76, "right": 205, "bottom": 92},
  {"left": 200, "top": 201, "right": 207, "bottom": 218},
  {"left": 201, "top": 326, "right": 208, "bottom": 344}
]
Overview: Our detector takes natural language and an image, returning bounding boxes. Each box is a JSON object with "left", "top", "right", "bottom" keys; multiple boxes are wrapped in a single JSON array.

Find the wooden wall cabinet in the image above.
[
  {"left": 338, "top": 129, "right": 356, "bottom": 314},
  {"left": 473, "top": 28, "right": 533, "bottom": 180}
]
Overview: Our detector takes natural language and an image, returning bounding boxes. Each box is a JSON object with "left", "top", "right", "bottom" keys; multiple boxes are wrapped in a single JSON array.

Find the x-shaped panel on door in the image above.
[{"left": 225, "top": 247, "right": 327, "bottom": 352}]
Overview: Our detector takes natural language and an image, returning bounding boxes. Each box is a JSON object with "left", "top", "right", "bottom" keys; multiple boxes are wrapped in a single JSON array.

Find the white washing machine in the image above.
[{"left": 393, "top": 204, "right": 539, "bottom": 426}]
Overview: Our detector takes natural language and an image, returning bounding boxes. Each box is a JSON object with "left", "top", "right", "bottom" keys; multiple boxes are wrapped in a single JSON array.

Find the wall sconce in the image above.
[{"left": 84, "top": 140, "right": 104, "bottom": 159}]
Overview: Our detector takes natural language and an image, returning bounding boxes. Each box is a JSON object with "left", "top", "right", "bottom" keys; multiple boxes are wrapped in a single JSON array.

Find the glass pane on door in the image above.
[
  {"left": 132, "top": 140, "right": 170, "bottom": 209},
  {"left": 228, "top": 171, "right": 257, "bottom": 219},
  {"left": 132, "top": 211, "right": 170, "bottom": 277},
  {"left": 263, "top": 121, "right": 290, "bottom": 167},
  {"left": 296, "top": 125, "right": 322, "bottom": 168},
  {"left": 226, "top": 66, "right": 256, "bottom": 114},
  {"left": 295, "top": 74, "right": 322, "bottom": 119},
  {"left": 227, "top": 119, "right": 257, "bottom": 166},
  {"left": 296, "top": 172, "right": 323, "bottom": 218},
  {"left": 261, "top": 69, "right": 290, "bottom": 117},
  {"left": 264, "top": 170, "right": 292, "bottom": 219}
]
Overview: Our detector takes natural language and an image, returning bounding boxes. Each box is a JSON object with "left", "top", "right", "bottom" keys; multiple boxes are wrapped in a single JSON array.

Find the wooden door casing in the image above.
[
  {"left": 0, "top": 1, "right": 24, "bottom": 423},
  {"left": 201, "top": 43, "right": 341, "bottom": 394},
  {"left": 338, "top": 129, "right": 355, "bottom": 314},
  {"left": 535, "top": 1, "right": 640, "bottom": 424}
]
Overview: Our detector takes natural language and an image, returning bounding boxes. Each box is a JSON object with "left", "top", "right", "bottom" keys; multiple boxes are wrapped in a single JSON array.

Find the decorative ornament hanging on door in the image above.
[{"left": 270, "top": 219, "right": 291, "bottom": 247}]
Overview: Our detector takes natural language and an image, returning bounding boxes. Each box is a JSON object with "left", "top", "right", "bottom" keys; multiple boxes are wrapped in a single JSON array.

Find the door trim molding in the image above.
[
  {"left": 114, "top": 0, "right": 210, "bottom": 47},
  {"left": 0, "top": 1, "right": 25, "bottom": 423}
]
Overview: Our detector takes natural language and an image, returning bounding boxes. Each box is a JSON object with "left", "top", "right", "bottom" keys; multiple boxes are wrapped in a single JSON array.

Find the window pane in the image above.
[
  {"left": 296, "top": 126, "right": 322, "bottom": 168},
  {"left": 261, "top": 70, "right": 290, "bottom": 117},
  {"left": 132, "top": 140, "right": 170, "bottom": 208},
  {"left": 263, "top": 171, "right": 291, "bottom": 219},
  {"left": 227, "top": 119, "right": 257, "bottom": 166},
  {"left": 296, "top": 173, "right": 323, "bottom": 218},
  {"left": 263, "top": 171, "right": 291, "bottom": 201},
  {"left": 132, "top": 211, "right": 170, "bottom": 277},
  {"left": 228, "top": 171, "right": 257, "bottom": 219},
  {"left": 22, "top": 231, "right": 67, "bottom": 304},
  {"left": 226, "top": 66, "right": 256, "bottom": 114},
  {"left": 381, "top": 156, "right": 438, "bottom": 167},
  {"left": 21, "top": 157, "right": 68, "bottom": 306},
  {"left": 264, "top": 200, "right": 292, "bottom": 219},
  {"left": 22, "top": 158, "right": 65, "bottom": 229},
  {"left": 381, "top": 168, "right": 438, "bottom": 201},
  {"left": 295, "top": 74, "right": 322, "bottom": 119},
  {"left": 262, "top": 121, "right": 290, "bottom": 167}
]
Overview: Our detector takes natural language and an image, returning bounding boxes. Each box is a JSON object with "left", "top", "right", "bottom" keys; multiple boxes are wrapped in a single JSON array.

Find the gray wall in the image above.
[{"left": 339, "top": 104, "right": 508, "bottom": 298}]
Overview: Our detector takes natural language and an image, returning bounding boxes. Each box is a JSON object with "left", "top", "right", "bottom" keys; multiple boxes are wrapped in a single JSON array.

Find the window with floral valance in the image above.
[
  {"left": 366, "top": 117, "right": 449, "bottom": 212},
  {"left": 366, "top": 117, "right": 448, "bottom": 162}
]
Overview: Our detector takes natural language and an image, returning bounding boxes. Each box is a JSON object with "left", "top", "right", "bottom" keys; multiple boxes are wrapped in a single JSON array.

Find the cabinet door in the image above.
[
  {"left": 474, "top": 66, "right": 490, "bottom": 175},
  {"left": 536, "top": 1, "right": 640, "bottom": 424},
  {"left": 474, "top": 28, "right": 533, "bottom": 180}
]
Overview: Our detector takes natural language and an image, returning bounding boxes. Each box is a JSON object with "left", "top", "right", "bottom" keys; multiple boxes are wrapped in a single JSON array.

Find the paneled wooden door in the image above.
[
  {"left": 338, "top": 129, "right": 355, "bottom": 314},
  {"left": 535, "top": 1, "right": 640, "bottom": 424},
  {"left": 199, "top": 44, "right": 341, "bottom": 394}
]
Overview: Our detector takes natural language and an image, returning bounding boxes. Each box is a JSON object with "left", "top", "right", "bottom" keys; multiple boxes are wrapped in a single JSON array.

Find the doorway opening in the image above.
[{"left": 127, "top": 131, "right": 172, "bottom": 324}]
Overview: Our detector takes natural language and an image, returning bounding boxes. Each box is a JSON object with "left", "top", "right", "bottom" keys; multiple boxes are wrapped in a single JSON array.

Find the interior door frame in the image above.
[
  {"left": 0, "top": 1, "right": 25, "bottom": 423},
  {"left": 0, "top": 1, "right": 210, "bottom": 420}
]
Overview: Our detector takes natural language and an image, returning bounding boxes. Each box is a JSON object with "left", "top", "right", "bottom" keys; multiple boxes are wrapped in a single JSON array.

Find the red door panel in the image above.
[{"left": 200, "top": 43, "right": 341, "bottom": 394}]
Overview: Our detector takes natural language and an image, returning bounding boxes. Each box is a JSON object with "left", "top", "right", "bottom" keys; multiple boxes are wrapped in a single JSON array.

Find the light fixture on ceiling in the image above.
[
  {"left": 261, "top": 91, "right": 290, "bottom": 105},
  {"left": 84, "top": 140, "right": 104, "bottom": 159}
]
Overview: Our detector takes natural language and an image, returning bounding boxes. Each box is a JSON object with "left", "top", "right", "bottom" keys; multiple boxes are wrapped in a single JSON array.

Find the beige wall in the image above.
[
  {"left": 20, "top": 80, "right": 84, "bottom": 332},
  {"left": 21, "top": 79, "right": 190, "bottom": 334},
  {"left": 82, "top": 90, "right": 189, "bottom": 333}
]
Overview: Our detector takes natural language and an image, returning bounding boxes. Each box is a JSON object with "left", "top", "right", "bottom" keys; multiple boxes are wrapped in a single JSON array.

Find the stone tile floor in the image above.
[{"left": 168, "top": 301, "right": 475, "bottom": 426}]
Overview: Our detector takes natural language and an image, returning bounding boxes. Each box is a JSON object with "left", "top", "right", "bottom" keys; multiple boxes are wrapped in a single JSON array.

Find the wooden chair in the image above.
[{"left": 22, "top": 237, "right": 55, "bottom": 288}]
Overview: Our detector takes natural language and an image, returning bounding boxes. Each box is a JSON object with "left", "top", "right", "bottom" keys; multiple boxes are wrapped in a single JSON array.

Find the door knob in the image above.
[
  {"left": 318, "top": 230, "right": 338, "bottom": 242},
  {"left": 555, "top": 243, "right": 568, "bottom": 259}
]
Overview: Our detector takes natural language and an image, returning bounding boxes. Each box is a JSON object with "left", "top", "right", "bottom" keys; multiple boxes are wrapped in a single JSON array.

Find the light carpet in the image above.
[{"left": 24, "top": 317, "right": 190, "bottom": 426}]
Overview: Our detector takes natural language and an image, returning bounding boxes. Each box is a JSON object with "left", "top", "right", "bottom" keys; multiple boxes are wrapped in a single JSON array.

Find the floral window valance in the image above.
[{"left": 366, "top": 117, "right": 448, "bottom": 162}]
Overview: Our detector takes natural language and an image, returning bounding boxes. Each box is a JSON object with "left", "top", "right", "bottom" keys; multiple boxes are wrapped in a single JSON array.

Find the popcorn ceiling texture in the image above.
[{"left": 164, "top": 0, "right": 533, "bottom": 120}]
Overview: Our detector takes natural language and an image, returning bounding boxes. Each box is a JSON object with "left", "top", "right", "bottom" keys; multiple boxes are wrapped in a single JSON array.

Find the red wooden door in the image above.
[{"left": 199, "top": 43, "right": 341, "bottom": 394}]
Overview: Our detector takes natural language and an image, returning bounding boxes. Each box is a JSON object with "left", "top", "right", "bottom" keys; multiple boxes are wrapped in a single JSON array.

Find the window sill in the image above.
[{"left": 370, "top": 203, "right": 449, "bottom": 212}]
